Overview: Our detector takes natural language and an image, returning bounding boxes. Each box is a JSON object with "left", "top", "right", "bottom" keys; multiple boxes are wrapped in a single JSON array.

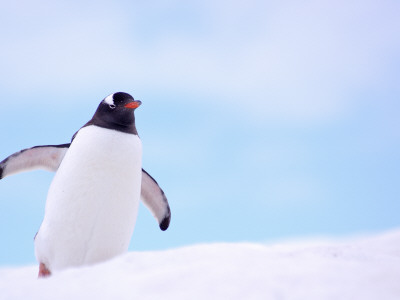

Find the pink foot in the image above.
[{"left": 38, "top": 262, "right": 51, "bottom": 278}]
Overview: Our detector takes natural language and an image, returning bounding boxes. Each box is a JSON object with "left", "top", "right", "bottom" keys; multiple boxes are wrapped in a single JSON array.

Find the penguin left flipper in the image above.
[
  {"left": 0, "top": 144, "right": 70, "bottom": 180},
  {"left": 140, "top": 169, "right": 171, "bottom": 231}
]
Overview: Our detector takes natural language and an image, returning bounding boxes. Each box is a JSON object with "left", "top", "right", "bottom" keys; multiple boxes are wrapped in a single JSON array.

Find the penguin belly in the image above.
[{"left": 34, "top": 125, "right": 142, "bottom": 272}]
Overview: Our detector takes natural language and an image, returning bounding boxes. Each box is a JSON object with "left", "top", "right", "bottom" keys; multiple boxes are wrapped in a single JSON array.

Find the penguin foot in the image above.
[{"left": 38, "top": 262, "right": 51, "bottom": 278}]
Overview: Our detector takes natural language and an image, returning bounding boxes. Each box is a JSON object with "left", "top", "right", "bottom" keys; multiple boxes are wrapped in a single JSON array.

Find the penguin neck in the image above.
[{"left": 82, "top": 117, "right": 138, "bottom": 135}]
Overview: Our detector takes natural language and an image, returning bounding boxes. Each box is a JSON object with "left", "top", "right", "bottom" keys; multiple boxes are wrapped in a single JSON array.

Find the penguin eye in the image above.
[{"left": 109, "top": 104, "right": 116, "bottom": 109}]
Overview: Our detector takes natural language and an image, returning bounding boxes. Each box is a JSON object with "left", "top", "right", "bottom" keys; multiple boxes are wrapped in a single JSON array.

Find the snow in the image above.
[{"left": 1, "top": 230, "right": 400, "bottom": 300}]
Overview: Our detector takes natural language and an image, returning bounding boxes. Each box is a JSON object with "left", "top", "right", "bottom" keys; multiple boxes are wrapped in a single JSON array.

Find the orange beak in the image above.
[{"left": 124, "top": 100, "right": 142, "bottom": 109}]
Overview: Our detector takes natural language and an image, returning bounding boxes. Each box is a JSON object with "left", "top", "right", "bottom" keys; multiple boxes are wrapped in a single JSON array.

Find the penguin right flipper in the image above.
[
  {"left": 0, "top": 144, "right": 70, "bottom": 180},
  {"left": 140, "top": 169, "right": 171, "bottom": 231}
]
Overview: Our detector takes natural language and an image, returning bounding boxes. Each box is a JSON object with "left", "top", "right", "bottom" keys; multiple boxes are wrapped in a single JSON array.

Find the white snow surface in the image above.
[{"left": 1, "top": 230, "right": 400, "bottom": 300}]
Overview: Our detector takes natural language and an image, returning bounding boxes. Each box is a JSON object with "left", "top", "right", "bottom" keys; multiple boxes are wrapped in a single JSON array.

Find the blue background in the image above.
[{"left": 0, "top": 0, "right": 399, "bottom": 265}]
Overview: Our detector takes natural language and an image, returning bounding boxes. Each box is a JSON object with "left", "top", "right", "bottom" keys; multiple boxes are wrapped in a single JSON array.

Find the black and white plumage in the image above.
[{"left": 0, "top": 92, "right": 171, "bottom": 276}]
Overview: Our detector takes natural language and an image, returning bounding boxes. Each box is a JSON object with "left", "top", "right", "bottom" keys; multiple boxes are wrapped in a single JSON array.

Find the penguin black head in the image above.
[{"left": 86, "top": 92, "right": 142, "bottom": 135}]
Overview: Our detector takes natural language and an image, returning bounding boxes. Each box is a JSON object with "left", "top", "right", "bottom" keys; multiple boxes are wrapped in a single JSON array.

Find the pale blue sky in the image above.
[{"left": 0, "top": 0, "right": 399, "bottom": 265}]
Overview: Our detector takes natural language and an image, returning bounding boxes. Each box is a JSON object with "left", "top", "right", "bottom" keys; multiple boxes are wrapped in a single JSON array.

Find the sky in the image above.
[{"left": 0, "top": 0, "right": 399, "bottom": 265}]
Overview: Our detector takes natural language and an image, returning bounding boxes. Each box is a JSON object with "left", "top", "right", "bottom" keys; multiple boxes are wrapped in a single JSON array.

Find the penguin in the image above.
[{"left": 0, "top": 92, "right": 171, "bottom": 277}]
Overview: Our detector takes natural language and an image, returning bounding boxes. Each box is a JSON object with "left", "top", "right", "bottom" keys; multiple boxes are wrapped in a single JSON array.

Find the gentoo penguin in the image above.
[{"left": 0, "top": 92, "right": 171, "bottom": 277}]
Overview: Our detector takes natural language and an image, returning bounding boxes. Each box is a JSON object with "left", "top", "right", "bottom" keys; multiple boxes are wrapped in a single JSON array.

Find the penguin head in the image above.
[{"left": 89, "top": 92, "right": 142, "bottom": 134}]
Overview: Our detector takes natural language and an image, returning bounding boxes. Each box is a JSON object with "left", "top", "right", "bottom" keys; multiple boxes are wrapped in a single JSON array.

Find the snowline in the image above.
[{"left": 1, "top": 230, "right": 400, "bottom": 300}]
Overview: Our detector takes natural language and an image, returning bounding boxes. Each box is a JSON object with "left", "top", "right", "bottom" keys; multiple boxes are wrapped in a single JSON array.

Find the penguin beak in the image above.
[{"left": 124, "top": 100, "right": 142, "bottom": 109}]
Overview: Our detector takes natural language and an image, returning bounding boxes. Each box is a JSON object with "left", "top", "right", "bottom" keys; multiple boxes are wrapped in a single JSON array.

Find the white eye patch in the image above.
[{"left": 104, "top": 94, "right": 115, "bottom": 106}]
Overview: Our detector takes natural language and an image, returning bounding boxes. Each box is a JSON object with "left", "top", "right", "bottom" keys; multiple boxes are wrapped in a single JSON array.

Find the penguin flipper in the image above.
[
  {"left": 140, "top": 169, "right": 171, "bottom": 231},
  {"left": 0, "top": 144, "right": 70, "bottom": 179}
]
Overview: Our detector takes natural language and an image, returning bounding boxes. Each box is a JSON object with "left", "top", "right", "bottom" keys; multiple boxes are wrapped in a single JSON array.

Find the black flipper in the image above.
[
  {"left": 0, "top": 144, "right": 70, "bottom": 179},
  {"left": 140, "top": 169, "right": 171, "bottom": 231}
]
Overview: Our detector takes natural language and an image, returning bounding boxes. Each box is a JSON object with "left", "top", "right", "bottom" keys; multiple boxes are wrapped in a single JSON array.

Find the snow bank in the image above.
[{"left": 1, "top": 230, "right": 400, "bottom": 300}]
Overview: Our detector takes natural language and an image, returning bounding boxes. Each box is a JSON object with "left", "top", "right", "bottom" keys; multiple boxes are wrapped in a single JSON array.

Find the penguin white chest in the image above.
[{"left": 35, "top": 125, "right": 142, "bottom": 271}]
